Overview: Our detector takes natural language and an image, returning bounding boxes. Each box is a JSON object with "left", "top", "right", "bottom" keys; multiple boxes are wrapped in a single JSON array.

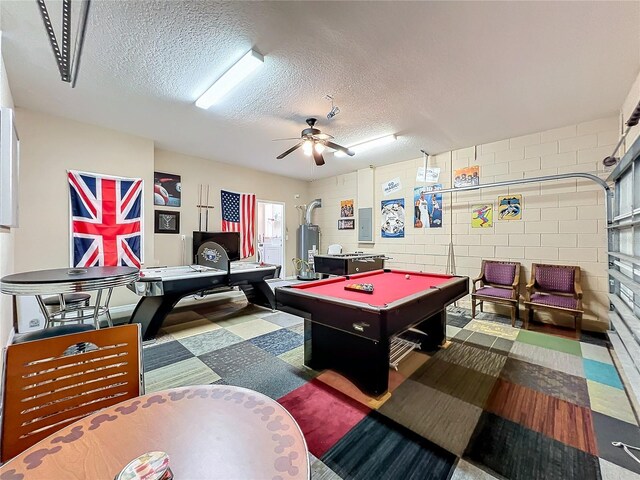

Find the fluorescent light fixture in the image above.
[
  {"left": 334, "top": 134, "right": 397, "bottom": 157},
  {"left": 195, "top": 49, "right": 264, "bottom": 109}
]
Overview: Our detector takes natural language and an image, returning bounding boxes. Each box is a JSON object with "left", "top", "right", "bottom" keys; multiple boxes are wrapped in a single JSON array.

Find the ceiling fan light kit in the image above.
[
  {"left": 276, "top": 118, "right": 354, "bottom": 166},
  {"left": 334, "top": 134, "right": 397, "bottom": 157},
  {"left": 195, "top": 49, "right": 264, "bottom": 109}
]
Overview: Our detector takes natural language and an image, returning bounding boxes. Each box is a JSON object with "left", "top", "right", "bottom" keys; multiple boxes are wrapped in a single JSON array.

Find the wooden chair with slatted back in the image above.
[{"left": 1, "top": 324, "right": 143, "bottom": 462}]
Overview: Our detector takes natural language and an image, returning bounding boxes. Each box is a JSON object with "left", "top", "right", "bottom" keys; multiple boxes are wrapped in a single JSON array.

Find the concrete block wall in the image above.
[{"left": 309, "top": 115, "right": 619, "bottom": 332}]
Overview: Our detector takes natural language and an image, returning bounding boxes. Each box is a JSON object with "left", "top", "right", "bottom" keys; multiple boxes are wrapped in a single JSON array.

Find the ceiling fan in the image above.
[{"left": 274, "top": 118, "right": 354, "bottom": 166}]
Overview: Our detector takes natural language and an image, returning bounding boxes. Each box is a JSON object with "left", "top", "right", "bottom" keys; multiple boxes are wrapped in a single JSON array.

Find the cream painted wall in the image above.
[
  {"left": 622, "top": 69, "right": 640, "bottom": 150},
  {"left": 0, "top": 49, "right": 15, "bottom": 351},
  {"left": 153, "top": 149, "right": 307, "bottom": 275},
  {"left": 310, "top": 116, "right": 618, "bottom": 332},
  {"left": 13, "top": 109, "right": 155, "bottom": 307}
]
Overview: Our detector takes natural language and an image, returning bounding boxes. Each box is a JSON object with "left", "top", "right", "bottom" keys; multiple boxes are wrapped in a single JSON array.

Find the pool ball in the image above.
[{"left": 405, "top": 274, "right": 410, "bottom": 279}]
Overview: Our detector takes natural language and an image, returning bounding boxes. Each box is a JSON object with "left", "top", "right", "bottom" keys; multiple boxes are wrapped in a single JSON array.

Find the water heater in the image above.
[{"left": 296, "top": 199, "right": 321, "bottom": 280}]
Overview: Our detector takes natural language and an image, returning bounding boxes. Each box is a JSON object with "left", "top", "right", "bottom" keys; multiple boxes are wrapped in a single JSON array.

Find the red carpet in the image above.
[{"left": 278, "top": 379, "right": 371, "bottom": 457}]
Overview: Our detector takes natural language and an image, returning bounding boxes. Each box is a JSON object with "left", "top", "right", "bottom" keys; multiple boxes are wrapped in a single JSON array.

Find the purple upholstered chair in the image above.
[
  {"left": 524, "top": 263, "right": 583, "bottom": 336},
  {"left": 471, "top": 260, "right": 521, "bottom": 327}
]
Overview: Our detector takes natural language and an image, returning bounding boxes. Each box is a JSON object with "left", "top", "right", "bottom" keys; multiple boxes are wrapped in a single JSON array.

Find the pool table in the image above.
[{"left": 275, "top": 269, "right": 469, "bottom": 395}]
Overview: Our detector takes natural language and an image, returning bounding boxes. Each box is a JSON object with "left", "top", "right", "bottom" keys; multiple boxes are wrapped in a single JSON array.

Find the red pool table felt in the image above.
[{"left": 292, "top": 270, "right": 455, "bottom": 307}]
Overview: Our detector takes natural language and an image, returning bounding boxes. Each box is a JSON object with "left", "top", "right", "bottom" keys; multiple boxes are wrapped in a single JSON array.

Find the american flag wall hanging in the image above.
[
  {"left": 221, "top": 189, "right": 256, "bottom": 258},
  {"left": 68, "top": 170, "right": 144, "bottom": 268}
]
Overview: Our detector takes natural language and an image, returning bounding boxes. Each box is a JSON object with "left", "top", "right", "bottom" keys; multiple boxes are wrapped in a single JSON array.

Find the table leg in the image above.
[
  {"left": 35, "top": 295, "right": 52, "bottom": 329},
  {"left": 103, "top": 288, "right": 114, "bottom": 327},
  {"left": 304, "top": 319, "right": 390, "bottom": 396},
  {"left": 93, "top": 289, "right": 103, "bottom": 329},
  {"left": 238, "top": 281, "right": 276, "bottom": 310},
  {"left": 411, "top": 309, "right": 446, "bottom": 351},
  {"left": 130, "top": 294, "right": 183, "bottom": 341}
]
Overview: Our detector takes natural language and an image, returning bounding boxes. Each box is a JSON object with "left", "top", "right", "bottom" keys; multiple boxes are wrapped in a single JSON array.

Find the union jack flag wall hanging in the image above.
[{"left": 68, "top": 170, "right": 144, "bottom": 268}]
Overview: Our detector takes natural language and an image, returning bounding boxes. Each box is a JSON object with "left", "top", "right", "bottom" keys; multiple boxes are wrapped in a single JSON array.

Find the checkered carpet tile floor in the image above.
[{"left": 140, "top": 297, "right": 640, "bottom": 480}]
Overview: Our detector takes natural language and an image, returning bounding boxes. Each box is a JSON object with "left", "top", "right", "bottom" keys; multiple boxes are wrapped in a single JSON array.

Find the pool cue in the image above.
[
  {"left": 205, "top": 184, "right": 210, "bottom": 231},
  {"left": 198, "top": 184, "right": 203, "bottom": 231},
  {"left": 181, "top": 234, "right": 186, "bottom": 265}
]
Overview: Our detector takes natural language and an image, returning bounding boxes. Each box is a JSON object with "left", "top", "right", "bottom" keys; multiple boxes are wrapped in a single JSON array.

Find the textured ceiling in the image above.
[{"left": 1, "top": 1, "right": 639, "bottom": 180}]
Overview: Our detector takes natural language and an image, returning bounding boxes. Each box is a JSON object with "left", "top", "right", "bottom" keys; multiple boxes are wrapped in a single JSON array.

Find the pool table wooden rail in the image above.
[{"left": 275, "top": 273, "right": 469, "bottom": 341}]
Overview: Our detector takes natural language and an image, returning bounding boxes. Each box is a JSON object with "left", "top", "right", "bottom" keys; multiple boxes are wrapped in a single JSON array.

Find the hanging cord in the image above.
[
  {"left": 612, "top": 442, "right": 640, "bottom": 464},
  {"left": 291, "top": 258, "right": 311, "bottom": 275}
]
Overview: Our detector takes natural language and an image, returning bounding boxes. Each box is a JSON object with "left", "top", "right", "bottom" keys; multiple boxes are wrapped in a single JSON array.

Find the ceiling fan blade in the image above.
[
  {"left": 323, "top": 140, "right": 354, "bottom": 156},
  {"left": 272, "top": 137, "right": 301, "bottom": 141},
  {"left": 276, "top": 141, "right": 304, "bottom": 159},
  {"left": 312, "top": 149, "right": 325, "bottom": 166},
  {"left": 315, "top": 133, "right": 334, "bottom": 140}
]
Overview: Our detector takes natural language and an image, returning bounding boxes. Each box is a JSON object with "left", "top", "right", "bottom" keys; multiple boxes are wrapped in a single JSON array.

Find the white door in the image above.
[{"left": 257, "top": 201, "right": 285, "bottom": 278}]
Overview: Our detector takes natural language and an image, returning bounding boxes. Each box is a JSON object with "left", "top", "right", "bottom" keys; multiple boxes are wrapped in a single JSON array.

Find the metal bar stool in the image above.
[
  {"left": 36, "top": 291, "right": 114, "bottom": 330},
  {"left": 42, "top": 293, "right": 91, "bottom": 325}
]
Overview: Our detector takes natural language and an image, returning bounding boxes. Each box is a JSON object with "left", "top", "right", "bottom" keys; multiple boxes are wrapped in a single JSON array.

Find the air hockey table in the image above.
[
  {"left": 276, "top": 269, "right": 468, "bottom": 395},
  {"left": 129, "top": 261, "right": 280, "bottom": 340}
]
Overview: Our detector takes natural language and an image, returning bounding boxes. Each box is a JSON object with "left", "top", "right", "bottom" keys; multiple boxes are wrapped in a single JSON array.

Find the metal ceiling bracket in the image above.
[
  {"left": 61, "top": 0, "right": 71, "bottom": 81},
  {"left": 36, "top": 0, "right": 91, "bottom": 86},
  {"left": 37, "top": 0, "right": 67, "bottom": 80}
]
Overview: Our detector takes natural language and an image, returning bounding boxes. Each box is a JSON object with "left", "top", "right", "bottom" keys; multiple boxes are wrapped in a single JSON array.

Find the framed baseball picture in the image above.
[{"left": 155, "top": 210, "right": 180, "bottom": 234}]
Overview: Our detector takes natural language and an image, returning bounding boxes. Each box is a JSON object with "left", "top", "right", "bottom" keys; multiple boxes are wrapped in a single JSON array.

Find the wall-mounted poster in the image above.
[
  {"left": 454, "top": 165, "right": 480, "bottom": 188},
  {"left": 416, "top": 167, "right": 441, "bottom": 183},
  {"left": 413, "top": 184, "right": 443, "bottom": 228},
  {"left": 381, "top": 198, "right": 405, "bottom": 238},
  {"left": 340, "top": 199, "right": 354, "bottom": 218},
  {"left": 498, "top": 195, "right": 522, "bottom": 220},
  {"left": 338, "top": 218, "right": 355, "bottom": 230},
  {"left": 382, "top": 177, "right": 402, "bottom": 196},
  {"left": 154, "top": 171, "right": 181, "bottom": 207},
  {"left": 471, "top": 204, "right": 493, "bottom": 228}
]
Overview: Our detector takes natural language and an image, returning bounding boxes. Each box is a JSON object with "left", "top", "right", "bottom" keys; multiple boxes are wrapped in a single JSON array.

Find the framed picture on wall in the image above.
[
  {"left": 498, "top": 194, "right": 522, "bottom": 220},
  {"left": 454, "top": 165, "right": 480, "bottom": 188},
  {"left": 154, "top": 171, "right": 181, "bottom": 207},
  {"left": 340, "top": 199, "right": 354, "bottom": 218},
  {"left": 338, "top": 218, "right": 355, "bottom": 230},
  {"left": 155, "top": 210, "right": 180, "bottom": 234}
]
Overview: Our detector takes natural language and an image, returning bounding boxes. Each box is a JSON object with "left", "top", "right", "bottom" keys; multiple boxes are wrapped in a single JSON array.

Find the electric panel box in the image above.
[{"left": 358, "top": 207, "right": 373, "bottom": 243}]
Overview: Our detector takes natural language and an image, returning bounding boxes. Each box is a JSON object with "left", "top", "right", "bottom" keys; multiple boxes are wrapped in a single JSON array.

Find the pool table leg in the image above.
[
  {"left": 411, "top": 309, "right": 446, "bottom": 351},
  {"left": 304, "top": 319, "right": 390, "bottom": 396}
]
